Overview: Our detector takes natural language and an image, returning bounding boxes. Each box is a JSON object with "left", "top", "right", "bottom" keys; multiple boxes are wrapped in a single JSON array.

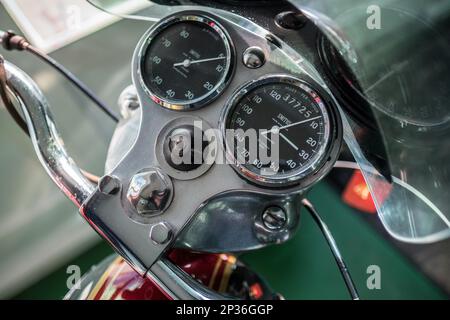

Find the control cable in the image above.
[
  {"left": 0, "top": 29, "right": 119, "bottom": 123},
  {"left": 301, "top": 198, "right": 360, "bottom": 300},
  {"left": 0, "top": 53, "right": 100, "bottom": 184}
]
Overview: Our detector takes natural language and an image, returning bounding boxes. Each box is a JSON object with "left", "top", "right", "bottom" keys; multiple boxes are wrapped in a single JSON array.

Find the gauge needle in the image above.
[
  {"left": 173, "top": 56, "right": 226, "bottom": 67},
  {"left": 279, "top": 132, "right": 299, "bottom": 151},
  {"left": 261, "top": 116, "right": 322, "bottom": 135},
  {"left": 260, "top": 126, "right": 299, "bottom": 150}
]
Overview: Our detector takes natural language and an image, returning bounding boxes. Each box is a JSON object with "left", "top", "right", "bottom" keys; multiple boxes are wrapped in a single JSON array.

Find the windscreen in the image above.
[{"left": 291, "top": 0, "right": 450, "bottom": 242}]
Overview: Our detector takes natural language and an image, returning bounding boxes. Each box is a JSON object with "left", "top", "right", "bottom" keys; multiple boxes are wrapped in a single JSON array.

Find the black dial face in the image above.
[
  {"left": 141, "top": 16, "right": 233, "bottom": 109},
  {"left": 224, "top": 78, "right": 331, "bottom": 186}
]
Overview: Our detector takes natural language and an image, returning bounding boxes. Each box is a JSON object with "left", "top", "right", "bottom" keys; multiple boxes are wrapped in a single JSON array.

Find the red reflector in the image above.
[
  {"left": 249, "top": 283, "right": 264, "bottom": 299},
  {"left": 342, "top": 170, "right": 391, "bottom": 214}
]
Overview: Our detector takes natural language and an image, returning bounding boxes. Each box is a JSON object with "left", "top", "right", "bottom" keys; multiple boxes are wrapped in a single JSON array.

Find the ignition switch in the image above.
[{"left": 164, "top": 125, "right": 209, "bottom": 172}]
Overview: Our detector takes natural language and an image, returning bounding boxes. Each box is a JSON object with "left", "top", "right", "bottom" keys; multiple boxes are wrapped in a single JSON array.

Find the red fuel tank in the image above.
[{"left": 65, "top": 249, "right": 279, "bottom": 300}]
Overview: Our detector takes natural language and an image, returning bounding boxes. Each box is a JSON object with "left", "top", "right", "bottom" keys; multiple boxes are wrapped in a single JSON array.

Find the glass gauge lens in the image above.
[
  {"left": 140, "top": 15, "right": 233, "bottom": 109},
  {"left": 224, "top": 77, "right": 332, "bottom": 186}
]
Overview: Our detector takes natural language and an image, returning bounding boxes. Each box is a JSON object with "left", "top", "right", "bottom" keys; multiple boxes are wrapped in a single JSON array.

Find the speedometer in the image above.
[
  {"left": 221, "top": 75, "right": 340, "bottom": 187},
  {"left": 139, "top": 14, "right": 234, "bottom": 110}
]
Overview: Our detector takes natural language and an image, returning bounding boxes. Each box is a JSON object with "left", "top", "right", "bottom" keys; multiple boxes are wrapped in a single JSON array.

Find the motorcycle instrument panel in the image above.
[
  {"left": 222, "top": 75, "right": 336, "bottom": 187},
  {"left": 139, "top": 14, "right": 234, "bottom": 110}
]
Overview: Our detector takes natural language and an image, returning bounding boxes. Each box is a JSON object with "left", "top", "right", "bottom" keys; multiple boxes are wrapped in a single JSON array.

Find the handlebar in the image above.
[{"left": 2, "top": 60, "right": 95, "bottom": 206}]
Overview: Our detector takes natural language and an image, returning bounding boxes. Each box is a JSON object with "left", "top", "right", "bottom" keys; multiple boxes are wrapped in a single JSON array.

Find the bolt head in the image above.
[
  {"left": 127, "top": 168, "right": 173, "bottom": 215},
  {"left": 262, "top": 206, "right": 287, "bottom": 230},
  {"left": 98, "top": 175, "right": 121, "bottom": 195},
  {"left": 242, "top": 46, "right": 266, "bottom": 69},
  {"left": 150, "top": 222, "right": 173, "bottom": 245}
]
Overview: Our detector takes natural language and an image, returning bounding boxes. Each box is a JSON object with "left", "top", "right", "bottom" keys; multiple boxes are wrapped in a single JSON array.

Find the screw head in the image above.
[
  {"left": 150, "top": 222, "right": 173, "bottom": 245},
  {"left": 242, "top": 46, "right": 266, "bottom": 69},
  {"left": 98, "top": 175, "right": 121, "bottom": 195},
  {"left": 127, "top": 168, "right": 173, "bottom": 215},
  {"left": 262, "top": 206, "right": 287, "bottom": 230}
]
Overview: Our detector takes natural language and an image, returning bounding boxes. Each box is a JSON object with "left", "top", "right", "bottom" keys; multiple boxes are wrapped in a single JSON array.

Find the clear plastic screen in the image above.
[
  {"left": 86, "top": 0, "right": 171, "bottom": 22},
  {"left": 87, "top": 0, "right": 450, "bottom": 243},
  {"left": 290, "top": 0, "right": 450, "bottom": 243}
]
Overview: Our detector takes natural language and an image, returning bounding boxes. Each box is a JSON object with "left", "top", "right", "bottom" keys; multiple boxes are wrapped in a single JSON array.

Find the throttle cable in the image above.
[
  {"left": 0, "top": 38, "right": 103, "bottom": 184},
  {"left": 302, "top": 198, "right": 360, "bottom": 300},
  {"left": 0, "top": 58, "right": 99, "bottom": 184},
  {"left": 0, "top": 30, "right": 119, "bottom": 123}
]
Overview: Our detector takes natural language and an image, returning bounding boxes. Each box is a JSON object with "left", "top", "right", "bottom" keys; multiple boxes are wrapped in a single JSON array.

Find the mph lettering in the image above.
[
  {"left": 277, "top": 113, "right": 292, "bottom": 126},
  {"left": 189, "top": 49, "right": 201, "bottom": 59}
]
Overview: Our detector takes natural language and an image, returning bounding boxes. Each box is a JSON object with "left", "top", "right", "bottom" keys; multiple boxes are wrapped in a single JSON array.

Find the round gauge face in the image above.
[
  {"left": 140, "top": 15, "right": 233, "bottom": 110},
  {"left": 223, "top": 77, "right": 332, "bottom": 186}
]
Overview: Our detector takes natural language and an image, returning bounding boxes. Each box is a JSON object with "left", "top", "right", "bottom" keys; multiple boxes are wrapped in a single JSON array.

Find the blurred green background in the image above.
[{"left": 0, "top": 1, "right": 447, "bottom": 300}]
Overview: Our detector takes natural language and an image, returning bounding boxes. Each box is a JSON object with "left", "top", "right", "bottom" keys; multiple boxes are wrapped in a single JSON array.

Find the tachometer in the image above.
[
  {"left": 221, "top": 75, "right": 339, "bottom": 187},
  {"left": 139, "top": 14, "right": 234, "bottom": 110}
]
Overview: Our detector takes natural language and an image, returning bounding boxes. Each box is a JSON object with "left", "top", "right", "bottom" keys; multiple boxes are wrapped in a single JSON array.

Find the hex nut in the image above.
[
  {"left": 150, "top": 222, "right": 173, "bottom": 245},
  {"left": 98, "top": 175, "right": 121, "bottom": 195}
]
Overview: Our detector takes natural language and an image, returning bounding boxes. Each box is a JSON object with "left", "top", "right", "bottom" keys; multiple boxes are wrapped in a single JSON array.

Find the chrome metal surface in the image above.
[
  {"left": 242, "top": 46, "right": 266, "bottom": 69},
  {"left": 137, "top": 13, "right": 235, "bottom": 111},
  {"left": 3, "top": 62, "right": 95, "bottom": 207},
  {"left": 176, "top": 191, "right": 302, "bottom": 252},
  {"left": 105, "top": 90, "right": 141, "bottom": 174},
  {"left": 118, "top": 85, "right": 140, "bottom": 119},
  {"left": 262, "top": 206, "right": 287, "bottom": 230},
  {"left": 98, "top": 175, "right": 121, "bottom": 195},
  {"left": 148, "top": 259, "right": 231, "bottom": 300},
  {"left": 126, "top": 168, "right": 173, "bottom": 216},
  {"left": 149, "top": 221, "right": 173, "bottom": 245}
]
